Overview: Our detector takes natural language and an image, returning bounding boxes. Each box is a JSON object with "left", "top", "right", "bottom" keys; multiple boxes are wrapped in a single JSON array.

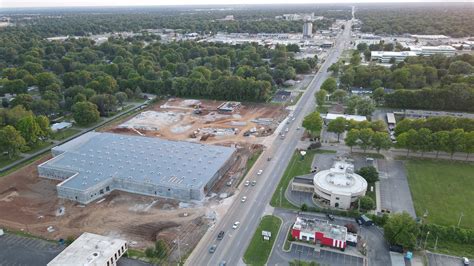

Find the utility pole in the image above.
[
  {"left": 177, "top": 236, "right": 181, "bottom": 266},
  {"left": 457, "top": 212, "right": 464, "bottom": 228}
]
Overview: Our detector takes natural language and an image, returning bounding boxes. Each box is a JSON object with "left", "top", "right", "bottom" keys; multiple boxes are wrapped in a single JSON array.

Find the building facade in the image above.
[
  {"left": 39, "top": 132, "right": 236, "bottom": 204},
  {"left": 291, "top": 216, "right": 347, "bottom": 251},
  {"left": 303, "top": 22, "right": 313, "bottom": 38}
]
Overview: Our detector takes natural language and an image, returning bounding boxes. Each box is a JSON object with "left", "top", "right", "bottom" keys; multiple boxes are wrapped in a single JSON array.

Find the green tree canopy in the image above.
[
  {"left": 384, "top": 212, "right": 419, "bottom": 250},
  {"left": 302, "top": 111, "right": 323, "bottom": 138},
  {"left": 72, "top": 101, "right": 100, "bottom": 126}
]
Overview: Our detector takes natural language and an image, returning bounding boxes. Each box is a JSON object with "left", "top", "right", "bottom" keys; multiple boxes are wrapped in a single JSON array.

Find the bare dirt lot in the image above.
[{"left": 104, "top": 98, "right": 287, "bottom": 145}]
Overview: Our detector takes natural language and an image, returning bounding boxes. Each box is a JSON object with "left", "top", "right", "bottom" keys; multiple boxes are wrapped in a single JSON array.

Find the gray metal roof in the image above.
[{"left": 43, "top": 132, "right": 235, "bottom": 190}]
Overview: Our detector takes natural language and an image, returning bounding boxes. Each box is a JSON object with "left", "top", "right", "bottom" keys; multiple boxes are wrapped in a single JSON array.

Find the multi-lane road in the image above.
[{"left": 185, "top": 18, "right": 353, "bottom": 266}]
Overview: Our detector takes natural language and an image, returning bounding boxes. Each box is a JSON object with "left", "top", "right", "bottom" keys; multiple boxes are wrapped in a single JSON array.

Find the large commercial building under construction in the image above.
[{"left": 38, "top": 132, "right": 236, "bottom": 204}]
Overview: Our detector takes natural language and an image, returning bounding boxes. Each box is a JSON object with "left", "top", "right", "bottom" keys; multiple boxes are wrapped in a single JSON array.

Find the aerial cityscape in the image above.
[{"left": 0, "top": 1, "right": 473, "bottom": 266}]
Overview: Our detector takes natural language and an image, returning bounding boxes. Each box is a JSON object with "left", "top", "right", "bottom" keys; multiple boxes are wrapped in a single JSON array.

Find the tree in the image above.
[
  {"left": 371, "top": 131, "right": 392, "bottom": 153},
  {"left": 416, "top": 128, "right": 432, "bottom": 157},
  {"left": 350, "top": 51, "right": 362, "bottom": 65},
  {"left": 300, "top": 203, "right": 308, "bottom": 212},
  {"left": 327, "top": 117, "right": 346, "bottom": 142},
  {"left": 315, "top": 89, "right": 327, "bottom": 107},
  {"left": 72, "top": 101, "right": 100, "bottom": 126},
  {"left": 357, "top": 98, "right": 375, "bottom": 116},
  {"left": 302, "top": 111, "right": 323, "bottom": 138},
  {"left": 446, "top": 128, "right": 465, "bottom": 159},
  {"left": 383, "top": 212, "right": 419, "bottom": 250},
  {"left": 16, "top": 115, "right": 41, "bottom": 145},
  {"left": 320, "top": 77, "right": 337, "bottom": 94},
  {"left": 358, "top": 128, "right": 374, "bottom": 152},
  {"left": 154, "top": 239, "right": 169, "bottom": 259},
  {"left": 463, "top": 131, "right": 474, "bottom": 160},
  {"left": 356, "top": 166, "right": 379, "bottom": 183},
  {"left": 0, "top": 126, "right": 26, "bottom": 159},
  {"left": 36, "top": 115, "right": 51, "bottom": 139},
  {"left": 397, "top": 129, "right": 418, "bottom": 156},
  {"left": 448, "top": 61, "right": 472, "bottom": 75},
  {"left": 359, "top": 196, "right": 375, "bottom": 210},
  {"left": 345, "top": 129, "right": 359, "bottom": 152},
  {"left": 115, "top": 92, "right": 128, "bottom": 106},
  {"left": 332, "top": 89, "right": 347, "bottom": 103},
  {"left": 432, "top": 131, "right": 449, "bottom": 158},
  {"left": 357, "top": 43, "right": 368, "bottom": 52},
  {"left": 145, "top": 247, "right": 155, "bottom": 258},
  {"left": 372, "top": 87, "right": 385, "bottom": 105}
]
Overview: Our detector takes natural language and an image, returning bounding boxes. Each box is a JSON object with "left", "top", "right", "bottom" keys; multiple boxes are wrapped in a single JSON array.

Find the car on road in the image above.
[
  {"left": 389, "top": 244, "right": 404, "bottom": 253},
  {"left": 209, "top": 244, "right": 217, "bottom": 253},
  {"left": 292, "top": 117, "right": 296, "bottom": 121},
  {"left": 219, "top": 261, "right": 227, "bottom": 266},
  {"left": 251, "top": 180, "right": 257, "bottom": 186},
  {"left": 244, "top": 180, "right": 250, "bottom": 186},
  {"left": 241, "top": 196, "right": 247, "bottom": 202},
  {"left": 463, "top": 257, "right": 470, "bottom": 266},
  {"left": 285, "top": 128, "right": 289, "bottom": 132},
  {"left": 257, "top": 169, "right": 263, "bottom": 175},
  {"left": 217, "top": 231, "right": 225, "bottom": 240},
  {"left": 296, "top": 127, "right": 300, "bottom": 130},
  {"left": 326, "top": 214, "right": 335, "bottom": 221},
  {"left": 280, "top": 134, "right": 285, "bottom": 139},
  {"left": 267, "top": 156, "right": 272, "bottom": 161},
  {"left": 232, "top": 221, "right": 240, "bottom": 229}
]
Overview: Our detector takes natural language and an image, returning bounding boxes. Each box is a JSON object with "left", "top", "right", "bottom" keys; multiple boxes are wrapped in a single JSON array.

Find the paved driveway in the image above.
[{"left": 377, "top": 159, "right": 416, "bottom": 217}]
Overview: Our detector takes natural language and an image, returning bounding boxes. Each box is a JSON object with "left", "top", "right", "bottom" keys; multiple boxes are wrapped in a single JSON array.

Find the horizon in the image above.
[{"left": 2, "top": 0, "right": 473, "bottom": 9}]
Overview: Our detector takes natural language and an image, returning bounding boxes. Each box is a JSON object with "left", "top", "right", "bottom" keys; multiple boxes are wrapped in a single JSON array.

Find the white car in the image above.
[
  {"left": 244, "top": 180, "right": 250, "bottom": 187},
  {"left": 241, "top": 196, "right": 247, "bottom": 202},
  {"left": 257, "top": 169, "right": 263, "bottom": 175},
  {"left": 285, "top": 128, "right": 289, "bottom": 132},
  {"left": 232, "top": 221, "right": 240, "bottom": 229},
  {"left": 296, "top": 127, "right": 300, "bottom": 130}
]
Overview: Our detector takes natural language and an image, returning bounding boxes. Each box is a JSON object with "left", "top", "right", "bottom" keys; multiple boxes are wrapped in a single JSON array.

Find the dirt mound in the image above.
[{"left": 125, "top": 221, "right": 179, "bottom": 241}]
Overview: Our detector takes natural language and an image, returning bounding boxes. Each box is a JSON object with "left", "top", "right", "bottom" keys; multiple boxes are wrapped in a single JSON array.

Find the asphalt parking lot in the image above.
[
  {"left": 0, "top": 233, "right": 64, "bottom": 266},
  {"left": 427, "top": 251, "right": 468, "bottom": 266},
  {"left": 290, "top": 244, "right": 364, "bottom": 266},
  {"left": 377, "top": 159, "right": 416, "bottom": 217}
]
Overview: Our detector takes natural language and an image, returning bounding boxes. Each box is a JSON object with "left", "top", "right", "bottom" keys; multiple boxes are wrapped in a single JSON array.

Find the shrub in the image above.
[{"left": 356, "top": 166, "right": 379, "bottom": 183}]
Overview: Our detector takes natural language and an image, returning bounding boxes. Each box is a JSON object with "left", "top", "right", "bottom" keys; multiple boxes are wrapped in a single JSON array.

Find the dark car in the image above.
[
  {"left": 217, "top": 231, "right": 225, "bottom": 240},
  {"left": 389, "top": 244, "right": 404, "bottom": 253},
  {"left": 356, "top": 215, "right": 373, "bottom": 226},
  {"left": 209, "top": 244, "right": 217, "bottom": 253},
  {"left": 326, "top": 214, "right": 335, "bottom": 221}
]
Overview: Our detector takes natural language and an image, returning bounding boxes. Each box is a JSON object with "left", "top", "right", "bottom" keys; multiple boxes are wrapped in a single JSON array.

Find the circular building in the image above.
[{"left": 313, "top": 160, "right": 367, "bottom": 209}]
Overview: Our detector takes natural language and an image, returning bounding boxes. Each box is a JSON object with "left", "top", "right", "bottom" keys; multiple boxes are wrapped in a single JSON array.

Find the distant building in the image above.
[
  {"left": 409, "top": 45, "right": 456, "bottom": 57},
  {"left": 48, "top": 232, "right": 127, "bottom": 266},
  {"left": 370, "top": 51, "right": 418, "bottom": 63},
  {"left": 303, "top": 22, "right": 313, "bottom": 38},
  {"left": 51, "top": 122, "right": 73, "bottom": 132},
  {"left": 411, "top": 34, "right": 449, "bottom": 40},
  {"left": 291, "top": 216, "right": 348, "bottom": 250},
  {"left": 393, "top": 109, "right": 474, "bottom": 120},
  {"left": 322, "top": 113, "right": 367, "bottom": 123}
]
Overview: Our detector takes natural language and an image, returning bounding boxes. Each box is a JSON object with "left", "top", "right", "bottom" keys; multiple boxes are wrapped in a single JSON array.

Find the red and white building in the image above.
[{"left": 291, "top": 216, "right": 347, "bottom": 251}]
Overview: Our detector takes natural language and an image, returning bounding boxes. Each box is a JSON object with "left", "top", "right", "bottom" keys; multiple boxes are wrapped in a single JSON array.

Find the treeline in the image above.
[
  {"left": 396, "top": 128, "right": 474, "bottom": 159},
  {"left": 3, "top": 5, "right": 351, "bottom": 37},
  {"left": 1, "top": 28, "right": 317, "bottom": 124},
  {"left": 0, "top": 105, "right": 51, "bottom": 158},
  {"left": 356, "top": 3, "right": 474, "bottom": 37},
  {"left": 395, "top": 116, "right": 474, "bottom": 136},
  {"left": 336, "top": 53, "right": 474, "bottom": 112}
]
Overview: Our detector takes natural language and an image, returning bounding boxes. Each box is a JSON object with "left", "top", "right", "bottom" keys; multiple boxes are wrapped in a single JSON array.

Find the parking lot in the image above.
[
  {"left": 427, "top": 251, "right": 469, "bottom": 266},
  {"left": 0, "top": 233, "right": 64, "bottom": 266},
  {"left": 290, "top": 244, "right": 365, "bottom": 266}
]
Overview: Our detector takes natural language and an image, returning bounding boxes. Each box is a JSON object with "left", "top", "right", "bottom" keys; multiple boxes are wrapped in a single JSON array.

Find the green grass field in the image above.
[
  {"left": 0, "top": 155, "right": 22, "bottom": 168},
  {"left": 243, "top": 215, "right": 282, "bottom": 266},
  {"left": 270, "top": 149, "right": 335, "bottom": 209},
  {"left": 406, "top": 160, "right": 474, "bottom": 228},
  {"left": 51, "top": 128, "right": 81, "bottom": 140}
]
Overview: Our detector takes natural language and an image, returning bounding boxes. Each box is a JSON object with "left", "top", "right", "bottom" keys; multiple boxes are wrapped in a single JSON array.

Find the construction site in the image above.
[{"left": 0, "top": 98, "right": 289, "bottom": 263}]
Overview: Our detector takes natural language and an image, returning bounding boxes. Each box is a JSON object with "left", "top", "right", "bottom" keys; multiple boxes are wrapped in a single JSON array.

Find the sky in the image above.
[{"left": 2, "top": 0, "right": 473, "bottom": 8}]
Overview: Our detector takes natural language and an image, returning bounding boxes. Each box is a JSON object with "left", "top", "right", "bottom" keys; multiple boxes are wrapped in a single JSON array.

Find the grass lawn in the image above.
[
  {"left": 51, "top": 128, "right": 81, "bottom": 141},
  {"left": 270, "top": 149, "right": 335, "bottom": 209},
  {"left": 25, "top": 141, "right": 54, "bottom": 154},
  {"left": 243, "top": 215, "right": 282, "bottom": 266},
  {"left": 0, "top": 155, "right": 22, "bottom": 168},
  {"left": 406, "top": 159, "right": 474, "bottom": 228}
]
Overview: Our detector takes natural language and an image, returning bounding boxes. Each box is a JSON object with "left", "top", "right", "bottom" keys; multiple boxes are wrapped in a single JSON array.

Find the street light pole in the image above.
[
  {"left": 457, "top": 212, "right": 464, "bottom": 228},
  {"left": 423, "top": 231, "right": 430, "bottom": 249}
]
